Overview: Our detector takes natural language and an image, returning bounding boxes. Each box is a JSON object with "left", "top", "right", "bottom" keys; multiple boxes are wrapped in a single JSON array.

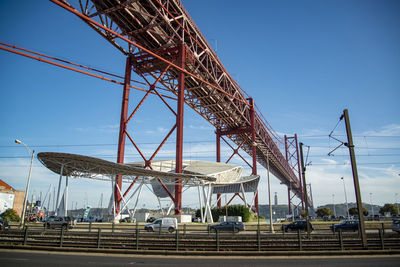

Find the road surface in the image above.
[{"left": 0, "top": 250, "right": 399, "bottom": 267}]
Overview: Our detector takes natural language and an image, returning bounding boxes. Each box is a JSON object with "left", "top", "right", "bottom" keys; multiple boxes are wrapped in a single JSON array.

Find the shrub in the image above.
[
  {"left": 195, "top": 205, "right": 252, "bottom": 222},
  {"left": 316, "top": 207, "right": 334, "bottom": 217},
  {"left": 0, "top": 209, "right": 20, "bottom": 222},
  {"left": 379, "top": 204, "right": 399, "bottom": 215}
]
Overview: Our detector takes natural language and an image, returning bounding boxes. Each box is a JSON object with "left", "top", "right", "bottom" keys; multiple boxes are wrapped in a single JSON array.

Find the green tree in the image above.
[
  {"left": 348, "top": 207, "right": 368, "bottom": 216},
  {"left": 0, "top": 209, "right": 20, "bottom": 222},
  {"left": 226, "top": 205, "right": 251, "bottom": 222},
  {"left": 195, "top": 207, "right": 204, "bottom": 218},
  {"left": 300, "top": 210, "right": 307, "bottom": 217},
  {"left": 316, "top": 207, "right": 334, "bottom": 217},
  {"left": 379, "top": 204, "right": 399, "bottom": 215},
  {"left": 196, "top": 205, "right": 252, "bottom": 222}
]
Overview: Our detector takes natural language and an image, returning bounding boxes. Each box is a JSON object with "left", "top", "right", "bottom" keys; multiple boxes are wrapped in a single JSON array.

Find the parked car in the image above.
[
  {"left": 146, "top": 217, "right": 156, "bottom": 223},
  {"left": 144, "top": 218, "right": 177, "bottom": 233},
  {"left": 44, "top": 216, "right": 76, "bottom": 229},
  {"left": 392, "top": 220, "right": 400, "bottom": 233},
  {"left": 281, "top": 220, "right": 314, "bottom": 232},
  {"left": 119, "top": 217, "right": 135, "bottom": 223},
  {"left": 207, "top": 221, "right": 245, "bottom": 233},
  {"left": 0, "top": 218, "right": 10, "bottom": 230},
  {"left": 330, "top": 220, "right": 359, "bottom": 232},
  {"left": 192, "top": 217, "right": 201, "bottom": 222}
]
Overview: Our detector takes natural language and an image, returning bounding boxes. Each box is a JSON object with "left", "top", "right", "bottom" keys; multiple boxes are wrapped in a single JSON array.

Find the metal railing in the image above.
[{"left": 1, "top": 223, "right": 399, "bottom": 252}]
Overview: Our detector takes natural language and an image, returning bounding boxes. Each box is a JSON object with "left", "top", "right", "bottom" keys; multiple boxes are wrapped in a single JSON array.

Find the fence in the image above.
[{"left": 1, "top": 224, "right": 399, "bottom": 252}]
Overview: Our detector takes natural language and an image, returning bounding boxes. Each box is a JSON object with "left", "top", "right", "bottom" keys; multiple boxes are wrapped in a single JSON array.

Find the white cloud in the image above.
[
  {"left": 74, "top": 124, "right": 119, "bottom": 134},
  {"left": 363, "top": 124, "right": 400, "bottom": 136},
  {"left": 144, "top": 126, "right": 169, "bottom": 135},
  {"left": 187, "top": 124, "right": 213, "bottom": 131},
  {"left": 99, "top": 124, "right": 119, "bottom": 133}
]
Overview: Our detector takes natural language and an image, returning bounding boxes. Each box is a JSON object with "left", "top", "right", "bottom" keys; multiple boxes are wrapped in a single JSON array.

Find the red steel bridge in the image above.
[{"left": 2, "top": 0, "right": 313, "bottom": 215}]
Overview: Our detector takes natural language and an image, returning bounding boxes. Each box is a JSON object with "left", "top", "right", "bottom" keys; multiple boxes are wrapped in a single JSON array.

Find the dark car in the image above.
[
  {"left": 208, "top": 221, "right": 245, "bottom": 233},
  {"left": 146, "top": 217, "right": 156, "bottom": 223},
  {"left": 44, "top": 216, "right": 76, "bottom": 229},
  {"left": 119, "top": 217, "right": 135, "bottom": 223},
  {"left": 330, "top": 220, "right": 359, "bottom": 232},
  {"left": 0, "top": 218, "right": 10, "bottom": 230},
  {"left": 392, "top": 220, "right": 400, "bottom": 233},
  {"left": 192, "top": 217, "right": 201, "bottom": 222},
  {"left": 281, "top": 220, "right": 314, "bottom": 232}
]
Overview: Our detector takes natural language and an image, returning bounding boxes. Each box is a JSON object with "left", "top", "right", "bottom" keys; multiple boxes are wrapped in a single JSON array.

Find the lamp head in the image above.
[{"left": 15, "top": 139, "right": 22, "bottom": 144}]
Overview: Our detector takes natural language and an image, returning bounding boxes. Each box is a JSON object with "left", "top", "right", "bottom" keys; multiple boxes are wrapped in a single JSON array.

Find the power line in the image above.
[
  {"left": 308, "top": 154, "right": 400, "bottom": 158},
  {"left": 3, "top": 161, "right": 398, "bottom": 168},
  {"left": 2, "top": 142, "right": 399, "bottom": 150},
  {"left": 300, "top": 135, "right": 400, "bottom": 138},
  {"left": 310, "top": 162, "right": 399, "bottom": 166},
  {"left": 0, "top": 140, "right": 216, "bottom": 148},
  {"left": 308, "top": 145, "right": 400, "bottom": 150}
]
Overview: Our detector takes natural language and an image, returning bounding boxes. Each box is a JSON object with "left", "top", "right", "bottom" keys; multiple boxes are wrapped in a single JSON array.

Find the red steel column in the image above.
[
  {"left": 175, "top": 44, "right": 185, "bottom": 215},
  {"left": 115, "top": 56, "right": 132, "bottom": 213},
  {"left": 216, "top": 131, "right": 222, "bottom": 208},
  {"left": 284, "top": 135, "right": 292, "bottom": 214},
  {"left": 249, "top": 98, "right": 258, "bottom": 213}
]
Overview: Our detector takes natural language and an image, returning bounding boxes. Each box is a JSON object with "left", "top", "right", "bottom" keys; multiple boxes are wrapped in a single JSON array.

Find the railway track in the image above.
[{"left": 1, "top": 228, "right": 399, "bottom": 252}]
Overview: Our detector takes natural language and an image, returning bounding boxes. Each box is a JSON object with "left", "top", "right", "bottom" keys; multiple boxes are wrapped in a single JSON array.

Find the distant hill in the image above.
[
  {"left": 64, "top": 203, "right": 388, "bottom": 220},
  {"left": 316, "top": 203, "right": 383, "bottom": 217},
  {"left": 258, "top": 202, "right": 385, "bottom": 220}
]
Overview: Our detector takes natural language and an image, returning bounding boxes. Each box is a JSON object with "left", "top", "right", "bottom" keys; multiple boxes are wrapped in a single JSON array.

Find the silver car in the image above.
[{"left": 144, "top": 218, "right": 178, "bottom": 233}]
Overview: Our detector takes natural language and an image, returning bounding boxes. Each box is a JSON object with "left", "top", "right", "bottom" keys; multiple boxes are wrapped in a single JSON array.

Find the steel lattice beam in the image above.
[{"left": 52, "top": 0, "right": 305, "bottom": 204}]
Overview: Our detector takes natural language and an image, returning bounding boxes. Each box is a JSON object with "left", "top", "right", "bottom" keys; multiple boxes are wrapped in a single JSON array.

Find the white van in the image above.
[{"left": 144, "top": 218, "right": 178, "bottom": 233}]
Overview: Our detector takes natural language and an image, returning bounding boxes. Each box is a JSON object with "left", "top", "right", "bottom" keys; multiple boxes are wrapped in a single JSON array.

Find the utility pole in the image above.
[
  {"left": 299, "top": 142, "right": 310, "bottom": 237},
  {"left": 342, "top": 109, "right": 367, "bottom": 248}
]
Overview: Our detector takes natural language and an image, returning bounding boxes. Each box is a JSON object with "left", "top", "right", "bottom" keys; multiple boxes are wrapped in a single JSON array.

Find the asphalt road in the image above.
[{"left": 1, "top": 250, "right": 399, "bottom": 267}]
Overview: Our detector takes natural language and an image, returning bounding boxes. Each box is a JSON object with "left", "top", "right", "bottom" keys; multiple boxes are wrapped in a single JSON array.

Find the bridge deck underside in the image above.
[{"left": 85, "top": 0, "right": 302, "bottom": 198}]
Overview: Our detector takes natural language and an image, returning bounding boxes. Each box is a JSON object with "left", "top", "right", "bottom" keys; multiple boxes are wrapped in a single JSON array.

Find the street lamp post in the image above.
[
  {"left": 15, "top": 139, "right": 35, "bottom": 227},
  {"left": 341, "top": 177, "right": 350, "bottom": 219},
  {"left": 266, "top": 152, "right": 275, "bottom": 233},
  {"left": 370, "top": 193, "right": 374, "bottom": 217},
  {"left": 332, "top": 194, "right": 336, "bottom": 217}
]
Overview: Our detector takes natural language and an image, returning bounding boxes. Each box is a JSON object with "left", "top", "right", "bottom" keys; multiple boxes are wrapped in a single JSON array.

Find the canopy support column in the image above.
[
  {"left": 55, "top": 164, "right": 64, "bottom": 216},
  {"left": 64, "top": 175, "right": 69, "bottom": 217}
]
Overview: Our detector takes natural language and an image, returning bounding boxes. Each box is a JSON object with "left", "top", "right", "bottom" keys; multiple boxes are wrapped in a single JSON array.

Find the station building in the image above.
[{"left": 0, "top": 179, "right": 24, "bottom": 216}]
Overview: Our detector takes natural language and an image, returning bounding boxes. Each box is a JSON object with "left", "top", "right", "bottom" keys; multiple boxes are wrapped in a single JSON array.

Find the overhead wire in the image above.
[
  {"left": 4, "top": 161, "right": 398, "bottom": 168},
  {"left": 0, "top": 42, "right": 176, "bottom": 100}
]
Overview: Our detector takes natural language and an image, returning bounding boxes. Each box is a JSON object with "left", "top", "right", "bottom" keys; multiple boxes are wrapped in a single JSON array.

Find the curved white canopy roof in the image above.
[
  {"left": 37, "top": 152, "right": 217, "bottom": 182},
  {"left": 37, "top": 153, "right": 260, "bottom": 196}
]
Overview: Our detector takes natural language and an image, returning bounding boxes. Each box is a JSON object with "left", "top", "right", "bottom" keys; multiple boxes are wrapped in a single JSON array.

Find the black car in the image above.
[
  {"left": 146, "top": 217, "right": 156, "bottom": 223},
  {"left": 0, "top": 218, "right": 10, "bottom": 230},
  {"left": 281, "top": 220, "right": 314, "bottom": 232},
  {"left": 208, "top": 221, "right": 245, "bottom": 233},
  {"left": 330, "top": 220, "right": 359, "bottom": 232},
  {"left": 119, "top": 217, "right": 135, "bottom": 223},
  {"left": 392, "top": 220, "right": 400, "bottom": 233},
  {"left": 44, "top": 216, "right": 76, "bottom": 229}
]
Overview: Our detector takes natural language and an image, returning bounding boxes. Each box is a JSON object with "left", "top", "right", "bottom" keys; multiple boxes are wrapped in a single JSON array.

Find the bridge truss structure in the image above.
[
  {"left": 51, "top": 0, "right": 312, "bottom": 215},
  {"left": 1, "top": 0, "right": 313, "bottom": 216}
]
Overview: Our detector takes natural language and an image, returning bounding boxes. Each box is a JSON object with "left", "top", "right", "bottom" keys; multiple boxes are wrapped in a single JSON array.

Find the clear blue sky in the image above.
[{"left": 0, "top": 0, "right": 399, "bottom": 212}]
